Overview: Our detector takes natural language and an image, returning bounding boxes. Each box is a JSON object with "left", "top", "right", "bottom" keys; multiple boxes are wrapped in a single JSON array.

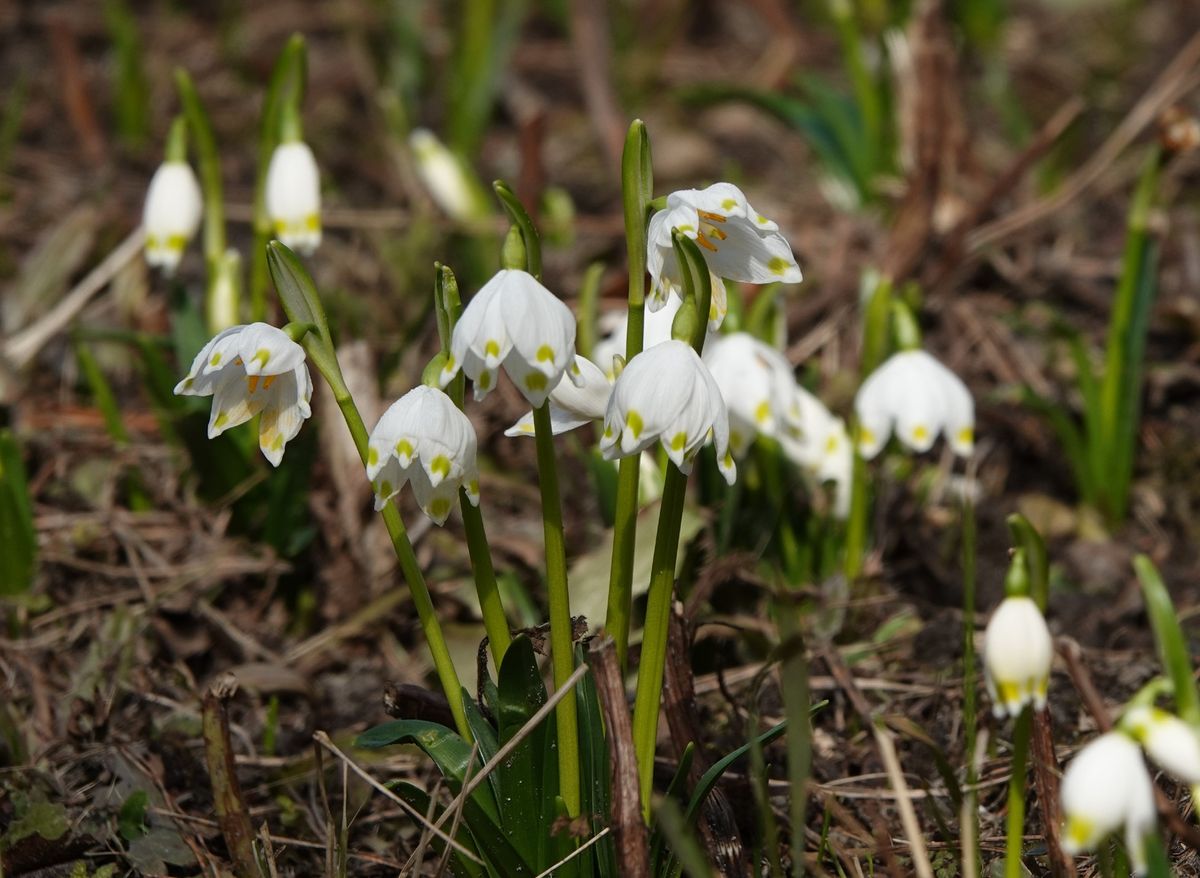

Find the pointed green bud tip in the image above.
[
  {"left": 1004, "top": 547, "right": 1031, "bottom": 599},
  {"left": 671, "top": 298, "right": 700, "bottom": 344},
  {"left": 439, "top": 264, "right": 460, "bottom": 309},
  {"left": 891, "top": 300, "right": 922, "bottom": 351},
  {"left": 283, "top": 322, "right": 317, "bottom": 343},
  {"left": 501, "top": 226, "right": 527, "bottom": 271},
  {"left": 165, "top": 116, "right": 188, "bottom": 163},
  {"left": 422, "top": 352, "right": 449, "bottom": 388}
]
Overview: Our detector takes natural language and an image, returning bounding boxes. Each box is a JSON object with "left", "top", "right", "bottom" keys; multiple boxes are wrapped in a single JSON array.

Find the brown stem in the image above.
[
  {"left": 1029, "top": 708, "right": 1075, "bottom": 878},
  {"left": 587, "top": 635, "right": 649, "bottom": 878},
  {"left": 202, "top": 673, "right": 259, "bottom": 878}
]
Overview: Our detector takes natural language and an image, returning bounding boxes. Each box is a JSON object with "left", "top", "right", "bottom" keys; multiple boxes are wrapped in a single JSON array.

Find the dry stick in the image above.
[
  {"left": 1030, "top": 710, "right": 1075, "bottom": 878},
  {"left": 400, "top": 662, "right": 593, "bottom": 873},
  {"left": 1057, "top": 637, "right": 1200, "bottom": 852},
  {"left": 310, "top": 731, "right": 483, "bottom": 865},
  {"left": 201, "top": 674, "right": 259, "bottom": 878},
  {"left": 533, "top": 828, "right": 614, "bottom": 878},
  {"left": 820, "top": 648, "right": 934, "bottom": 878},
  {"left": 967, "top": 28, "right": 1200, "bottom": 253},
  {"left": 587, "top": 636, "right": 650, "bottom": 878},
  {"left": 3, "top": 226, "right": 145, "bottom": 370}
]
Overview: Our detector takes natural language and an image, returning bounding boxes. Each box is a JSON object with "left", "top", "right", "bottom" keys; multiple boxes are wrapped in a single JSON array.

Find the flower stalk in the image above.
[
  {"left": 1005, "top": 705, "right": 1033, "bottom": 878},
  {"left": 630, "top": 230, "right": 713, "bottom": 818},
  {"left": 434, "top": 263, "right": 510, "bottom": 667},
  {"left": 606, "top": 119, "right": 652, "bottom": 668},
  {"left": 267, "top": 242, "right": 469, "bottom": 740},
  {"left": 491, "top": 182, "right": 581, "bottom": 816}
]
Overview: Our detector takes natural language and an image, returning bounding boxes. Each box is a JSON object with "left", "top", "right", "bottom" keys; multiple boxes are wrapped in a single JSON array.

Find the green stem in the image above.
[
  {"left": 1005, "top": 707, "right": 1033, "bottom": 878},
  {"left": 963, "top": 493, "right": 981, "bottom": 878},
  {"left": 631, "top": 463, "right": 689, "bottom": 820},
  {"left": 334, "top": 391, "right": 469, "bottom": 740},
  {"left": 842, "top": 439, "right": 869, "bottom": 583},
  {"left": 532, "top": 402, "right": 580, "bottom": 816},
  {"left": 605, "top": 120, "right": 651, "bottom": 669}
]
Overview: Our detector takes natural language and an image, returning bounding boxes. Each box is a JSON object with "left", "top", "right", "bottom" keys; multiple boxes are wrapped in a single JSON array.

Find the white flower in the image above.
[
  {"left": 780, "top": 393, "right": 853, "bottom": 518},
  {"left": 143, "top": 160, "right": 202, "bottom": 273},
  {"left": 1122, "top": 706, "right": 1200, "bottom": 784},
  {"left": 505, "top": 355, "right": 611, "bottom": 438},
  {"left": 702, "top": 332, "right": 803, "bottom": 457},
  {"left": 600, "top": 340, "right": 735, "bottom": 483},
  {"left": 1060, "top": 732, "right": 1157, "bottom": 874},
  {"left": 410, "top": 128, "right": 484, "bottom": 222},
  {"left": 440, "top": 269, "right": 580, "bottom": 408},
  {"left": 647, "top": 182, "right": 802, "bottom": 329},
  {"left": 365, "top": 385, "right": 480, "bottom": 524},
  {"left": 590, "top": 295, "right": 681, "bottom": 379},
  {"left": 854, "top": 349, "right": 973, "bottom": 459},
  {"left": 266, "top": 141, "right": 321, "bottom": 255},
  {"left": 174, "top": 323, "right": 312, "bottom": 466},
  {"left": 982, "top": 596, "right": 1052, "bottom": 719}
]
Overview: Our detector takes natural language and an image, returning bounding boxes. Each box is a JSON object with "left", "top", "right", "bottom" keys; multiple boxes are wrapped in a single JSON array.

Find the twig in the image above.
[
  {"left": 202, "top": 674, "right": 259, "bottom": 878},
  {"left": 587, "top": 635, "right": 650, "bottom": 878},
  {"left": 1030, "top": 709, "right": 1075, "bottom": 878},
  {"left": 400, "top": 662, "right": 592, "bottom": 873},
  {"left": 3, "top": 226, "right": 145, "bottom": 371},
  {"left": 310, "top": 731, "right": 483, "bottom": 865},
  {"left": 533, "top": 827, "right": 614, "bottom": 878}
]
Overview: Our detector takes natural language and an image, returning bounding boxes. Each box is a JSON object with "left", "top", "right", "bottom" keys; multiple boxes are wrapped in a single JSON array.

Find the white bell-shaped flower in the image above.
[
  {"left": 440, "top": 269, "right": 580, "bottom": 408},
  {"left": 779, "top": 391, "right": 853, "bottom": 519},
  {"left": 366, "top": 385, "right": 480, "bottom": 525},
  {"left": 982, "top": 596, "right": 1053, "bottom": 719},
  {"left": 590, "top": 295, "right": 681, "bottom": 379},
  {"left": 174, "top": 323, "right": 312, "bottom": 466},
  {"left": 266, "top": 141, "right": 322, "bottom": 255},
  {"left": 702, "top": 332, "right": 803, "bottom": 457},
  {"left": 505, "top": 355, "right": 612, "bottom": 438},
  {"left": 600, "top": 340, "right": 735, "bottom": 483},
  {"left": 854, "top": 349, "right": 974, "bottom": 459},
  {"left": 410, "top": 128, "right": 484, "bottom": 222},
  {"left": 1123, "top": 706, "right": 1200, "bottom": 784},
  {"left": 1060, "top": 732, "right": 1157, "bottom": 874},
  {"left": 143, "top": 160, "right": 203, "bottom": 274},
  {"left": 647, "top": 182, "right": 802, "bottom": 329}
]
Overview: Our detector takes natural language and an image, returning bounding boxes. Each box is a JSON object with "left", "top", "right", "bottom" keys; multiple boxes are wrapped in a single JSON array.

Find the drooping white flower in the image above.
[
  {"left": 143, "top": 160, "right": 203, "bottom": 273},
  {"left": 982, "top": 596, "right": 1053, "bottom": 719},
  {"left": 779, "top": 392, "right": 853, "bottom": 519},
  {"left": 174, "top": 323, "right": 312, "bottom": 466},
  {"left": 854, "top": 349, "right": 973, "bottom": 459},
  {"left": 590, "top": 295, "right": 681, "bottom": 379},
  {"left": 647, "top": 182, "right": 802, "bottom": 329},
  {"left": 1122, "top": 706, "right": 1200, "bottom": 784},
  {"left": 1060, "top": 732, "right": 1157, "bottom": 874},
  {"left": 409, "top": 128, "right": 485, "bottom": 222},
  {"left": 505, "top": 355, "right": 612, "bottom": 438},
  {"left": 440, "top": 269, "right": 580, "bottom": 408},
  {"left": 600, "top": 340, "right": 735, "bottom": 483},
  {"left": 266, "top": 141, "right": 322, "bottom": 255},
  {"left": 702, "top": 332, "right": 803, "bottom": 457},
  {"left": 366, "top": 385, "right": 480, "bottom": 524}
]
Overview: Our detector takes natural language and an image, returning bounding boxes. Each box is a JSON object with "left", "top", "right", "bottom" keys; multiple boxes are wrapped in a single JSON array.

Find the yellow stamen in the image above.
[
  {"left": 698, "top": 210, "right": 726, "bottom": 223},
  {"left": 695, "top": 233, "right": 718, "bottom": 252}
]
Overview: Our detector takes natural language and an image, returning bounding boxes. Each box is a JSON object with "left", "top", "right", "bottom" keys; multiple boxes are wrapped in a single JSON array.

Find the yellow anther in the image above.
[
  {"left": 695, "top": 233, "right": 718, "bottom": 252},
  {"left": 698, "top": 210, "right": 726, "bottom": 223}
]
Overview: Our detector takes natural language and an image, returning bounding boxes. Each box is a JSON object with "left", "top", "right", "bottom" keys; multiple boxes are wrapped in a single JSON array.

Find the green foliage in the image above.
[
  {"left": 117, "top": 790, "right": 149, "bottom": 842},
  {"left": 0, "top": 429, "right": 36, "bottom": 596},
  {"left": 102, "top": 0, "right": 149, "bottom": 148},
  {"left": 1134, "top": 555, "right": 1200, "bottom": 728}
]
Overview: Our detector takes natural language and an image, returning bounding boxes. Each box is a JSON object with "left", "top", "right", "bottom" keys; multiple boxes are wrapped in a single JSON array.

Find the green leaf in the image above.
[
  {"left": 493, "top": 180, "right": 542, "bottom": 279},
  {"left": 386, "top": 781, "right": 486, "bottom": 878},
  {"left": 0, "top": 429, "right": 36, "bottom": 596},
  {"left": 461, "top": 691, "right": 504, "bottom": 818},
  {"left": 1134, "top": 555, "right": 1200, "bottom": 727},
  {"left": 353, "top": 719, "right": 501, "bottom": 827},
  {"left": 1006, "top": 513, "right": 1049, "bottom": 612},
  {"left": 495, "top": 635, "right": 551, "bottom": 866},
  {"left": 649, "top": 743, "right": 696, "bottom": 875},
  {"left": 118, "top": 789, "right": 149, "bottom": 841},
  {"left": 574, "top": 644, "right": 615, "bottom": 877},
  {"left": 2, "top": 797, "right": 68, "bottom": 845},
  {"left": 173, "top": 68, "right": 225, "bottom": 262},
  {"left": 682, "top": 720, "right": 788, "bottom": 827},
  {"left": 654, "top": 798, "right": 714, "bottom": 878}
]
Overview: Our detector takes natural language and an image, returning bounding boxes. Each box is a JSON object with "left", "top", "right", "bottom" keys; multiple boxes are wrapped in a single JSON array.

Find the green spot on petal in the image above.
[
  {"left": 626, "top": 410, "right": 644, "bottom": 439},
  {"left": 753, "top": 401, "right": 771, "bottom": 425},
  {"left": 430, "top": 455, "right": 451, "bottom": 478},
  {"left": 379, "top": 480, "right": 393, "bottom": 497},
  {"left": 485, "top": 340, "right": 500, "bottom": 358},
  {"left": 768, "top": 256, "right": 789, "bottom": 275},
  {"left": 536, "top": 344, "right": 554, "bottom": 363},
  {"left": 478, "top": 372, "right": 492, "bottom": 390},
  {"left": 721, "top": 198, "right": 736, "bottom": 210},
  {"left": 209, "top": 352, "right": 223, "bottom": 366},
  {"left": 525, "top": 372, "right": 548, "bottom": 392},
  {"left": 396, "top": 439, "right": 414, "bottom": 459},
  {"left": 214, "top": 412, "right": 229, "bottom": 429},
  {"left": 430, "top": 498, "right": 450, "bottom": 519},
  {"left": 368, "top": 447, "right": 379, "bottom": 466},
  {"left": 670, "top": 432, "right": 687, "bottom": 451}
]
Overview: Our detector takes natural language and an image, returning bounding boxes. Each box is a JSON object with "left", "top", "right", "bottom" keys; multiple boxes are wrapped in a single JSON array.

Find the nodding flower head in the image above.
[
  {"left": 409, "top": 128, "right": 484, "bottom": 222},
  {"left": 440, "top": 269, "right": 580, "bottom": 408},
  {"left": 1122, "top": 705, "right": 1200, "bottom": 785},
  {"left": 174, "top": 323, "right": 312, "bottom": 466},
  {"left": 1060, "top": 731, "right": 1157, "bottom": 874},
  {"left": 647, "top": 182, "right": 802, "bottom": 330},
  {"left": 982, "top": 596, "right": 1052, "bottom": 719},
  {"left": 600, "top": 340, "right": 735, "bottom": 484},
  {"left": 505, "top": 355, "right": 612, "bottom": 438},
  {"left": 143, "top": 160, "right": 203, "bottom": 274},
  {"left": 266, "top": 141, "right": 322, "bottom": 255},
  {"left": 702, "top": 332, "right": 804, "bottom": 457},
  {"left": 854, "top": 349, "right": 974, "bottom": 459},
  {"left": 366, "top": 385, "right": 480, "bottom": 525}
]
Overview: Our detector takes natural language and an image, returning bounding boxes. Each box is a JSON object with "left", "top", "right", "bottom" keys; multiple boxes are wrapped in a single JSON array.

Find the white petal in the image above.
[
  {"left": 144, "top": 161, "right": 202, "bottom": 272},
  {"left": 371, "top": 457, "right": 407, "bottom": 511},
  {"left": 235, "top": 323, "right": 307, "bottom": 376},
  {"left": 207, "top": 369, "right": 263, "bottom": 438},
  {"left": 266, "top": 141, "right": 321, "bottom": 254},
  {"left": 175, "top": 325, "right": 243, "bottom": 395},
  {"left": 982, "top": 597, "right": 1052, "bottom": 719},
  {"left": 256, "top": 367, "right": 311, "bottom": 466}
]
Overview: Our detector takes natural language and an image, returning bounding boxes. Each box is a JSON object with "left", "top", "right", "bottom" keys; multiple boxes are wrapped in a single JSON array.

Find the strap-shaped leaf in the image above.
[{"left": 0, "top": 430, "right": 36, "bottom": 596}]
